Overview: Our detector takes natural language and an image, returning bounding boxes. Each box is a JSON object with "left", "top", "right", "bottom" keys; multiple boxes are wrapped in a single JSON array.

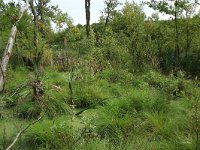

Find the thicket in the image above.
[{"left": 0, "top": 0, "right": 200, "bottom": 150}]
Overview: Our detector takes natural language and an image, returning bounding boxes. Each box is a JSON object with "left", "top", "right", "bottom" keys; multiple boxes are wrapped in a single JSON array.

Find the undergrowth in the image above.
[{"left": 0, "top": 67, "right": 199, "bottom": 150}]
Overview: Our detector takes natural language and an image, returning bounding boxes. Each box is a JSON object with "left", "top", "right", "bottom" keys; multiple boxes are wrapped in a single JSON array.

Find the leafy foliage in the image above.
[{"left": 0, "top": 0, "right": 200, "bottom": 150}]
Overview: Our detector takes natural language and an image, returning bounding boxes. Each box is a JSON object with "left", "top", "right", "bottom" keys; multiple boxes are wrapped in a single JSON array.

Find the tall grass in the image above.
[{"left": 0, "top": 67, "right": 199, "bottom": 150}]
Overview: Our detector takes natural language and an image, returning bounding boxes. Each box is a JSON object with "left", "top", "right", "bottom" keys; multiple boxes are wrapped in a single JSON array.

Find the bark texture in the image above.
[
  {"left": 0, "top": 0, "right": 29, "bottom": 92},
  {"left": 85, "top": 0, "right": 90, "bottom": 37}
]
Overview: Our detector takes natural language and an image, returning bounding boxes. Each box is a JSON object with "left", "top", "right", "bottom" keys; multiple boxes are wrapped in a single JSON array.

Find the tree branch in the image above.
[{"left": 6, "top": 114, "right": 44, "bottom": 150}]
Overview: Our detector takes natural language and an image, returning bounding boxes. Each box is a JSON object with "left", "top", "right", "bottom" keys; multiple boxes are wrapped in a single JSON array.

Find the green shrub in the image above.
[
  {"left": 72, "top": 81, "right": 108, "bottom": 108},
  {"left": 44, "top": 96, "right": 71, "bottom": 118},
  {"left": 16, "top": 102, "right": 41, "bottom": 119},
  {"left": 98, "top": 69, "right": 133, "bottom": 84},
  {"left": 5, "top": 97, "right": 17, "bottom": 108},
  {"left": 40, "top": 71, "right": 73, "bottom": 117},
  {"left": 142, "top": 71, "right": 194, "bottom": 98},
  {"left": 6, "top": 67, "right": 33, "bottom": 90},
  {"left": 93, "top": 98, "right": 141, "bottom": 141},
  {"left": 24, "top": 119, "right": 77, "bottom": 149},
  {"left": 72, "top": 138, "right": 116, "bottom": 150},
  {"left": 25, "top": 120, "right": 57, "bottom": 149},
  {"left": 127, "top": 88, "right": 169, "bottom": 113},
  {"left": 4, "top": 88, "right": 32, "bottom": 108}
]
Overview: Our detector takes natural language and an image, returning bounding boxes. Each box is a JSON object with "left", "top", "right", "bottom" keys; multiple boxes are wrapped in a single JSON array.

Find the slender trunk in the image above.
[
  {"left": 175, "top": 0, "right": 180, "bottom": 56},
  {"left": 186, "top": 14, "right": 190, "bottom": 58},
  {"left": 0, "top": 0, "right": 29, "bottom": 92},
  {"left": 175, "top": 15, "right": 179, "bottom": 56},
  {"left": 85, "top": 0, "right": 90, "bottom": 37},
  {"left": 38, "top": 0, "right": 44, "bottom": 34},
  {"left": 29, "top": 0, "right": 38, "bottom": 50},
  {"left": 30, "top": 0, "right": 41, "bottom": 71},
  {"left": 105, "top": 7, "right": 110, "bottom": 28}
]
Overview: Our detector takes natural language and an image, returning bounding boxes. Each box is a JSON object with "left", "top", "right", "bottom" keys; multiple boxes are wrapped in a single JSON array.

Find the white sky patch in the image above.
[
  {"left": 4, "top": 0, "right": 155, "bottom": 25},
  {"left": 49, "top": 0, "right": 154, "bottom": 25}
]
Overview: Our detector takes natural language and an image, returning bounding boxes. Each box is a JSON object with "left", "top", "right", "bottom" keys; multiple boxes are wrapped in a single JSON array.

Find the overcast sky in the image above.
[{"left": 4, "top": 0, "right": 154, "bottom": 25}]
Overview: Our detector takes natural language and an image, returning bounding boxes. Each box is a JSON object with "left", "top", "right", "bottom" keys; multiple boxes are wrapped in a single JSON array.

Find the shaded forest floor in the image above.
[{"left": 0, "top": 67, "right": 199, "bottom": 150}]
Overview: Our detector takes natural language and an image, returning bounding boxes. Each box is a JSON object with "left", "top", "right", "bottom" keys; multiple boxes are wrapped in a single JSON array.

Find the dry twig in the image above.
[{"left": 6, "top": 114, "right": 44, "bottom": 150}]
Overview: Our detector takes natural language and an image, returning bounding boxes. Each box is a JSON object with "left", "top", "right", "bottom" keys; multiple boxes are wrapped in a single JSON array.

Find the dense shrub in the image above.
[
  {"left": 0, "top": 64, "right": 198, "bottom": 150},
  {"left": 142, "top": 71, "right": 194, "bottom": 98},
  {"left": 24, "top": 119, "right": 78, "bottom": 149},
  {"left": 44, "top": 96, "right": 71, "bottom": 118},
  {"left": 72, "top": 81, "right": 107, "bottom": 108},
  {"left": 16, "top": 102, "right": 41, "bottom": 119},
  {"left": 98, "top": 69, "right": 133, "bottom": 84}
]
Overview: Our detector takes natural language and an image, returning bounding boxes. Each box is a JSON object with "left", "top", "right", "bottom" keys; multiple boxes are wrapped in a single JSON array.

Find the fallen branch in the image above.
[{"left": 6, "top": 113, "right": 44, "bottom": 150}]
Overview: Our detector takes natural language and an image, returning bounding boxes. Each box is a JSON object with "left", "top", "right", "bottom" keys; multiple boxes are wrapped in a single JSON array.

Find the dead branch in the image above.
[{"left": 6, "top": 113, "right": 44, "bottom": 150}]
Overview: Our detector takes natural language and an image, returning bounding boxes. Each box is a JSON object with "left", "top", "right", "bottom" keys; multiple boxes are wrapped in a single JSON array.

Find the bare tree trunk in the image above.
[
  {"left": 175, "top": 0, "right": 180, "bottom": 56},
  {"left": 185, "top": 11, "right": 191, "bottom": 58},
  {"left": 0, "top": 0, "right": 29, "bottom": 92},
  {"left": 105, "top": 0, "right": 111, "bottom": 28},
  {"left": 85, "top": 0, "right": 90, "bottom": 37},
  {"left": 29, "top": 0, "right": 38, "bottom": 50},
  {"left": 105, "top": 9, "right": 110, "bottom": 28},
  {"left": 29, "top": 0, "right": 39, "bottom": 70}
]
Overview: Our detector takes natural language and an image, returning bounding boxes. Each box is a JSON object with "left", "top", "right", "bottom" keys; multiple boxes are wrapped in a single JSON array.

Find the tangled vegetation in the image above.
[{"left": 0, "top": 0, "right": 200, "bottom": 150}]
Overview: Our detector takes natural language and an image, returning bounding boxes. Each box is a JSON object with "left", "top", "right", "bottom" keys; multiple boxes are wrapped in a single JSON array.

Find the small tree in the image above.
[
  {"left": 145, "top": 0, "right": 191, "bottom": 56},
  {"left": 103, "top": 0, "right": 120, "bottom": 28}
]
